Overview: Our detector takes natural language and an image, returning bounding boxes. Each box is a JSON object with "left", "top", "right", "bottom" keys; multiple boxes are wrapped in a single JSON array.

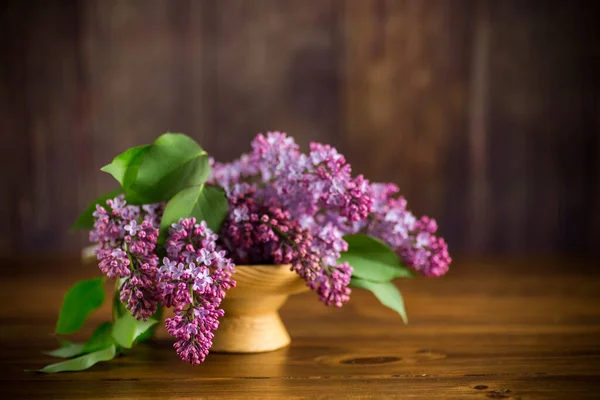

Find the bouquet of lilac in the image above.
[{"left": 38, "top": 132, "right": 450, "bottom": 373}]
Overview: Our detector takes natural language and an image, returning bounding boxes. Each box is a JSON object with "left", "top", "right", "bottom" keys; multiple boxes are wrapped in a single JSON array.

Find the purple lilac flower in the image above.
[
  {"left": 220, "top": 190, "right": 352, "bottom": 306},
  {"left": 159, "top": 217, "right": 236, "bottom": 365},
  {"left": 90, "top": 195, "right": 164, "bottom": 320},
  {"left": 220, "top": 190, "right": 309, "bottom": 266},
  {"left": 97, "top": 248, "right": 130, "bottom": 279},
  {"left": 211, "top": 132, "right": 372, "bottom": 222},
  {"left": 307, "top": 142, "right": 372, "bottom": 222},
  {"left": 210, "top": 154, "right": 258, "bottom": 197},
  {"left": 308, "top": 261, "right": 352, "bottom": 308},
  {"left": 245, "top": 133, "right": 373, "bottom": 222},
  {"left": 352, "top": 183, "right": 451, "bottom": 277}
]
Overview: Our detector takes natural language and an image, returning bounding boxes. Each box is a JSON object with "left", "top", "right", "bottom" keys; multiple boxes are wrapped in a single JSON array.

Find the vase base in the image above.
[{"left": 211, "top": 311, "right": 291, "bottom": 353}]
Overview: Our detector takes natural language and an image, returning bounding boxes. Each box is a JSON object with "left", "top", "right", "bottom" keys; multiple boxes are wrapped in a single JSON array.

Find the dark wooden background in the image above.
[{"left": 0, "top": 0, "right": 598, "bottom": 256}]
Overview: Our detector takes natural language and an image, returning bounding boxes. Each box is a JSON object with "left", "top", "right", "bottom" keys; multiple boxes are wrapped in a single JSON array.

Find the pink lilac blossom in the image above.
[
  {"left": 248, "top": 133, "right": 372, "bottom": 222},
  {"left": 351, "top": 183, "right": 451, "bottom": 277},
  {"left": 90, "top": 195, "right": 163, "bottom": 320},
  {"left": 210, "top": 132, "right": 371, "bottom": 306},
  {"left": 220, "top": 190, "right": 352, "bottom": 306},
  {"left": 159, "top": 217, "right": 236, "bottom": 365},
  {"left": 211, "top": 132, "right": 372, "bottom": 224}
]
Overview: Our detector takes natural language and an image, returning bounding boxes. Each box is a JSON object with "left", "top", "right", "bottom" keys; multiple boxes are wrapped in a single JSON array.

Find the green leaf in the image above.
[
  {"left": 350, "top": 278, "right": 408, "bottom": 324},
  {"left": 339, "top": 234, "right": 413, "bottom": 282},
  {"left": 43, "top": 339, "right": 85, "bottom": 359},
  {"left": 38, "top": 345, "right": 116, "bottom": 373},
  {"left": 70, "top": 188, "right": 124, "bottom": 230},
  {"left": 43, "top": 323, "right": 115, "bottom": 359},
  {"left": 111, "top": 313, "right": 158, "bottom": 349},
  {"left": 127, "top": 133, "right": 211, "bottom": 204},
  {"left": 101, "top": 144, "right": 150, "bottom": 188},
  {"left": 55, "top": 278, "right": 106, "bottom": 335},
  {"left": 159, "top": 184, "right": 228, "bottom": 240},
  {"left": 83, "top": 322, "right": 115, "bottom": 353}
]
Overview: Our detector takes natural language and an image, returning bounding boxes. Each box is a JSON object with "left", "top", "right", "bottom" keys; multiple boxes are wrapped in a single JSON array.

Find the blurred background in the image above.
[{"left": 0, "top": 0, "right": 598, "bottom": 257}]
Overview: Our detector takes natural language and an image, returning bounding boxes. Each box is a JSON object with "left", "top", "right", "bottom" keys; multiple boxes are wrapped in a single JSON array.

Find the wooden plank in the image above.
[
  {"left": 210, "top": 0, "right": 340, "bottom": 161},
  {"left": 466, "top": 0, "right": 492, "bottom": 253},
  {"left": 4, "top": 377, "right": 600, "bottom": 400},
  {"left": 0, "top": 1, "right": 83, "bottom": 253},
  {"left": 0, "top": 256, "right": 599, "bottom": 398},
  {"left": 0, "top": 1, "right": 32, "bottom": 255},
  {"left": 342, "top": 0, "right": 474, "bottom": 250},
  {"left": 485, "top": 0, "right": 600, "bottom": 253}
]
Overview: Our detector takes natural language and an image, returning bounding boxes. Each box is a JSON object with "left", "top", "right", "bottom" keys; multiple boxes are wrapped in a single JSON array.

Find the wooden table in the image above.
[{"left": 1, "top": 256, "right": 599, "bottom": 399}]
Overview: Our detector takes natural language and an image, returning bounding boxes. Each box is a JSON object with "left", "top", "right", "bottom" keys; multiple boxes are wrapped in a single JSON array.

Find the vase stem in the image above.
[{"left": 211, "top": 295, "right": 292, "bottom": 353}]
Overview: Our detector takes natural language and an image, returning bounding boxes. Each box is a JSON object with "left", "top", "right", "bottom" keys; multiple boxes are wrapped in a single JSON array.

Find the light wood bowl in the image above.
[
  {"left": 212, "top": 264, "right": 309, "bottom": 353},
  {"left": 82, "top": 246, "right": 308, "bottom": 353}
]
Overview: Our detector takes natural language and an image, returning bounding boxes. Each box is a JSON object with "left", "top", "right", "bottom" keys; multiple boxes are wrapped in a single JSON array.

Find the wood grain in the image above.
[
  {"left": 210, "top": 0, "right": 340, "bottom": 160},
  {"left": 342, "top": 0, "right": 473, "bottom": 227},
  {"left": 0, "top": 256, "right": 599, "bottom": 398},
  {"left": 0, "top": 0, "right": 84, "bottom": 253}
]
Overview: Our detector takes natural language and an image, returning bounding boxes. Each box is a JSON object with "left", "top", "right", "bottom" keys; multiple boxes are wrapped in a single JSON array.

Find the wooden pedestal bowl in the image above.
[{"left": 211, "top": 264, "right": 308, "bottom": 353}]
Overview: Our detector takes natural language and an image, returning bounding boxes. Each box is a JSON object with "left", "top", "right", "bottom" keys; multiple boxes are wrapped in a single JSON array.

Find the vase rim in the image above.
[{"left": 234, "top": 264, "right": 291, "bottom": 269}]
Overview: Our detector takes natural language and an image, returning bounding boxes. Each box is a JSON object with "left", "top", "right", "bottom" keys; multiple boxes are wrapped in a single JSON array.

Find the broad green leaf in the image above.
[
  {"left": 111, "top": 313, "right": 158, "bottom": 349},
  {"left": 339, "top": 234, "right": 413, "bottom": 282},
  {"left": 127, "top": 133, "right": 211, "bottom": 203},
  {"left": 56, "top": 278, "right": 105, "bottom": 335},
  {"left": 350, "top": 278, "right": 408, "bottom": 324},
  {"left": 100, "top": 145, "right": 150, "bottom": 188},
  {"left": 70, "top": 188, "right": 124, "bottom": 230},
  {"left": 38, "top": 345, "right": 116, "bottom": 373},
  {"left": 43, "top": 339, "right": 85, "bottom": 359},
  {"left": 83, "top": 322, "right": 115, "bottom": 353},
  {"left": 159, "top": 184, "right": 228, "bottom": 240}
]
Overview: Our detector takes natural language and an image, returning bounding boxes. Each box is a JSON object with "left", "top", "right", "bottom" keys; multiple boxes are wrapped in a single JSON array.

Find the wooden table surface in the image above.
[{"left": 1, "top": 256, "right": 599, "bottom": 399}]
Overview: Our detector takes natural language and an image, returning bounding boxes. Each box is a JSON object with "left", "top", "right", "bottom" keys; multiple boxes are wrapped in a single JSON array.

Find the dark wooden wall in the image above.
[{"left": 1, "top": 0, "right": 598, "bottom": 256}]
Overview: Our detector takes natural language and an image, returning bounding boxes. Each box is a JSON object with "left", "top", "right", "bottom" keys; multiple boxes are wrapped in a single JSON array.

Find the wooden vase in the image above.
[{"left": 211, "top": 264, "right": 309, "bottom": 353}]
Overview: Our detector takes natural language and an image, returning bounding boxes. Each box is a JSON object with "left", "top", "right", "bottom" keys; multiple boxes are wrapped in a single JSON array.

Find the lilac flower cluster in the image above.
[
  {"left": 91, "top": 196, "right": 163, "bottom": 320},
  {"left": 220, "top": 190, "right": 312, "bottom": 266},
  {"left": 220, "top": 190, "right": 351, "bottom": 306},
  {"left": 159, "top": 218, "right": 235, "bottom": 365},
  {"left": 92, "top": 196, "right": 236, "bottom": 365},
  {"left": 351, "top": 183, "right": 451, "bottom": 277},
  {"left": 211, "top": 132, "right": 370, "bottom": 306},
  {"left": 214, "top": 132, "right": 372, "bottom": 222}
]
